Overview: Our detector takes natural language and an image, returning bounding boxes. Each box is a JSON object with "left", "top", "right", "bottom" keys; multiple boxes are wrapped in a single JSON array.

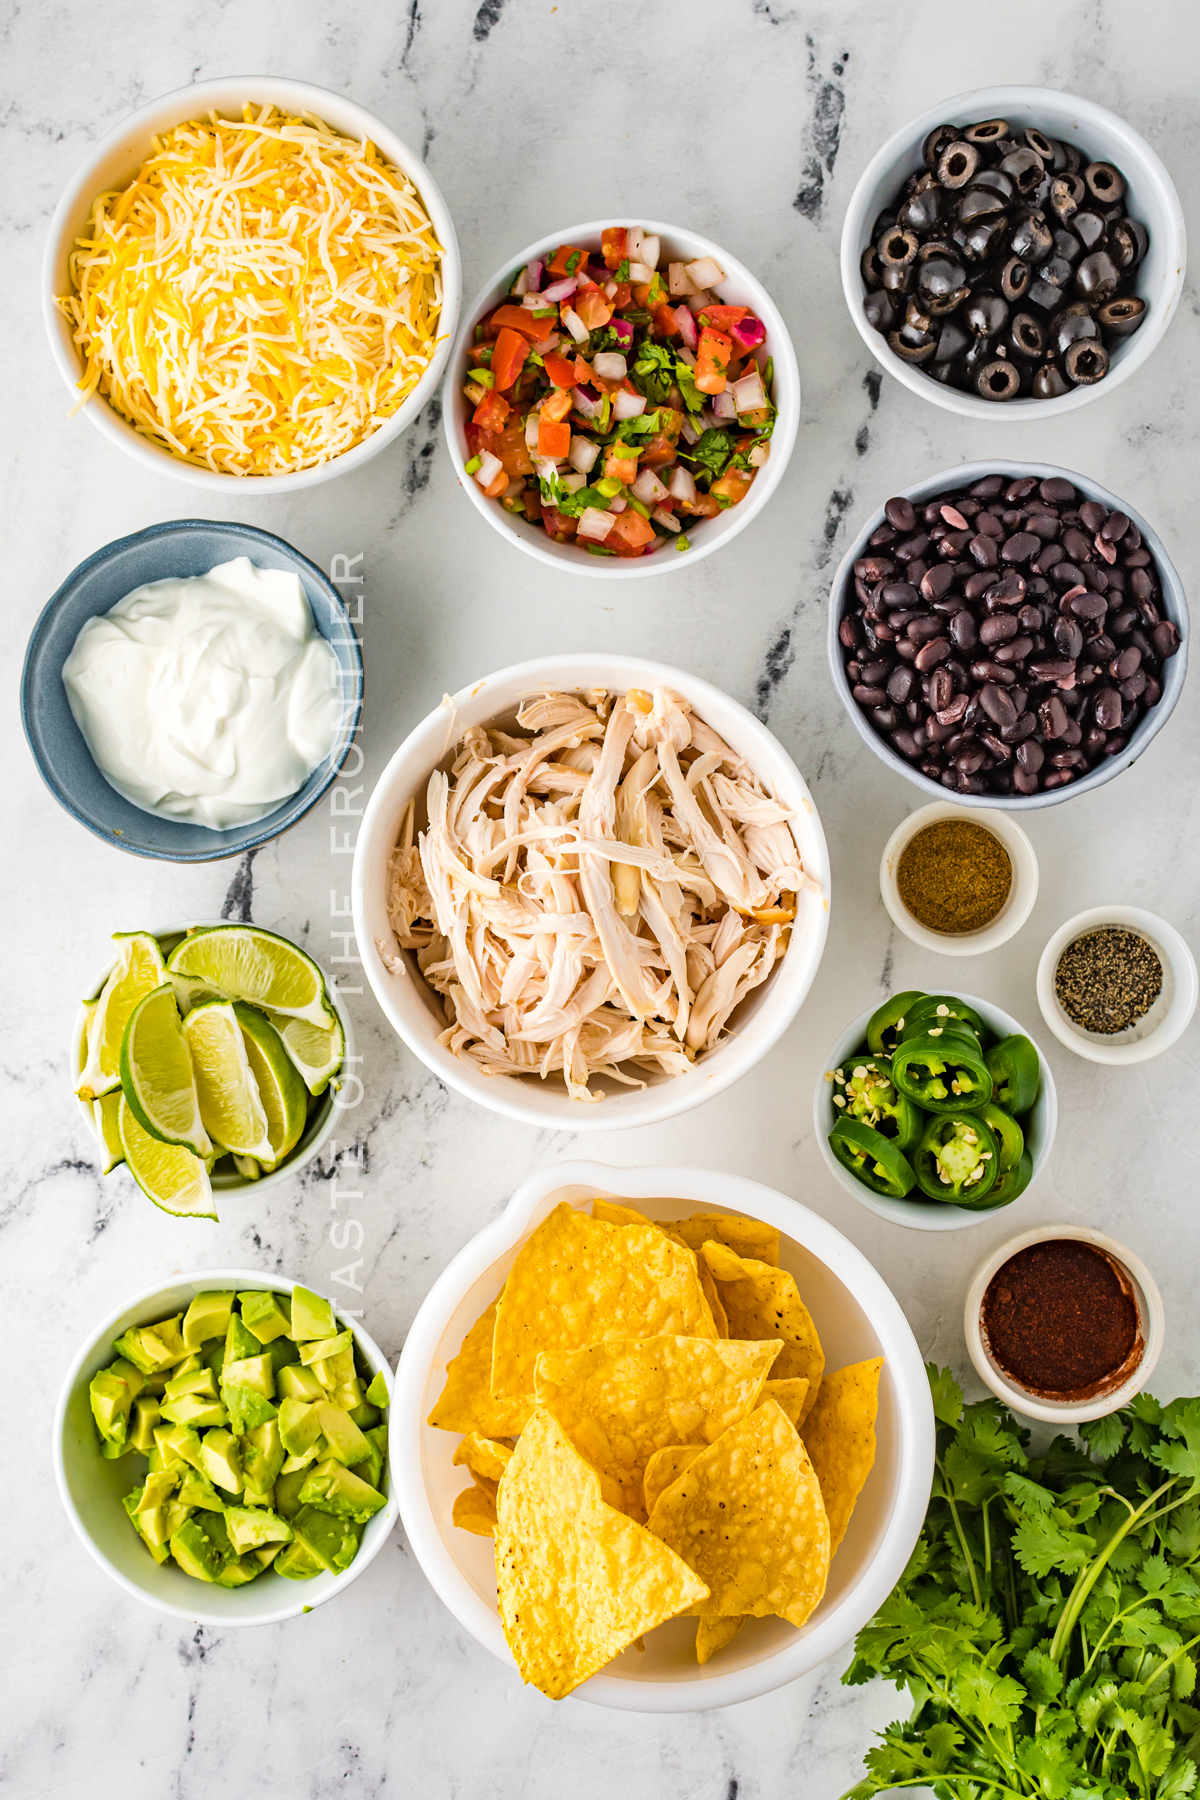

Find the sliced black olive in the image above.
[
  {"left": 1052, "top": 303, "right": 1100, "bottom": 356},
  {"left": 863, "top": 289, "right": 897, "bottom": 333},
  {"left": 1110, "top": 217, "right": 1149, "bottom": 269},
  {"left": 1032, "top": 362, "right": 1071, "bottom": 398},
  {"left": 888, "top": 329, "right": 936, "bottom": 364},
  {"left": 964, "top": 291, "right": 1009, "bottom": 338},
  {"left": 1064, "top": 339, "right": 1111, "bottom": 384},
  {"left": 922, "top": 123, "right": 959, "bottom": 170},
  {"left": 917, "top": 254, "right": 967, "bottom": 300},
  {"left": 1039, "top": 255, "right": 1075, "bottom": 290},
  {"left": 877, "top": 227, "right": 919, "bottom": 269},
  {"left": 968, "top": 167, "right": 1015, "bottom": 202},
  {"left": 976, "top": 358, "right": 1021, "bottom": 400},
  {"left": 930, "top": 358, "right": 966, "bottom": 386},
  {"left": 1000, "top": 147, "right": 1045, "bottom": 194},
  {"left": 1074, "top": 249, "right": 1121, "bottom": 302},
  {"left": 1050, "top": 174, "right": 1086, "bottom": 221},
  {"left": 1024, "top": 127, "right": 1056, "bottom": 162},
  {"left": 964, "top": 118, "right": 1010, "bottom": 145},
  {"left": 1052, "top": 228, "right": 1083, "bottom": 265},
  {"left": 934, "top": 319, "right": 971, "bottom": 363},
  {"left": 1008, "top": 312, "right": 1046, "bottom": 358},
  {"left": 1085, "top": 161, "right": 1126, "bottom": 204},
  {"left": 1010, "top": 211, "right": 1053, "bottom": 264},
  {"left": 861, "top": 245, "right": 883, "bottom": 289},
  {"left": 1097, "top": 295, "right": 1147, "bottom": 338},
  {"left": 1000, "top": 256, "right": 1030, "bottom": 301},
  {"left": 904, "top": 297, "right": 933, "bottom": 335},
  {"left": 872, "top": 208, "right": 899, "bottom": 239},
  {"left": 880, "top": 262, "right": 914, "bottom": 294},
  {"left": 927, "top": 284, "right": 971, "bottom": 317},
  {"left": 957, "top": 186, "right": 1006, "bottom": 223},
  {"left": 1062, "top": 144, "right": 1083, "bottom": 174},
  {"left": 899, "top": 187, "right": 947, "bottom": 234},
  {"left": 955, "top": 216, "right": 1007, "bottom": 263},
  {"left": 937, "top": 141, "right": 981, "bottom": 189},
  {"left": 1072, "top": 210, "right": 1107, "bottom": 251},
  {"left": 1027, "top": 276, "right": 1067, "bottom": 313}
]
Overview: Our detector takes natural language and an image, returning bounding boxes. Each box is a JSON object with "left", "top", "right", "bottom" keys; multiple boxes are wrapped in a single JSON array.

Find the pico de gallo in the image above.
[{"left": 461, "top": 225, "right": 776, "bottom": 558}]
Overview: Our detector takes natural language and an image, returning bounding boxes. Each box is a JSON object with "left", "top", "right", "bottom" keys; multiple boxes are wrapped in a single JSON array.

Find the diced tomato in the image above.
[
  {"left": 604, "top": 446, "right": 639, "bottom": 483},
  {"left": 478, "top": 420, "right": 534, "bottom": 477},
  {"left": 541, "top": 505, "right": 578, "bottom": 542},
  {"left": 574, "top": 355, "right": 593, "bottom": 384},
  {"left": 538, "top": 418, "right": 571, "bottom": 459},
  {"left": 681, "top": 493, "right": 722, "bottom": 518},
  {"left": 472, "top": 389, "right": 511, "bottom": 431},
  {"left": 608, "top": 281, "right": 632, "bottom": 310},
  {"left": 711, "top": 469, "right": 755, "bottom": 507},
  {"left": 607, "top": 510, "right": 657, "bottom": 554},
  {"left": 464, "top": 420, "right": 482, "bottom": 457},
  {"left": 640, "top": 409, "right": 683, "bottom": 469},
  {"left": 601, "top": 227, "right": 627, "bottom": 271},
  {"left": 541, "top": 387, "right": 573, "bottom": 424},
  {"left": 523, "top": 486, "right": 543, "bottom": 524},
  {"left": 574, "top": 289, "right": 612, "bottom": 330},
  {"left": 632, "top": 276, "right": 666, "bottom": 309},
  {"left": 653, "top": 303, "right": 680, "bottom": 339},
  {"left": 490, "top": 331, "right": 529, "bottom": 395},
  {"left": 542, "top": 350, "right": 578, "bottom": 389},
  {"left": 695, "top": 327, "right": 733, "bottom": 395},
  {"left": 741, "top": 405, "right": 773, "bottom": 428},
  {"left": 481, "top": 467, "right": 508, "bottom": 499},
  {"left": 547, "top": 244, "right": 586, "bottom": 277},
  {"left": 698, "top": 305, "right": 750, "bottom": 332},
  {"left": 489, "top": 304, "right": 547, "bottom": 344}
]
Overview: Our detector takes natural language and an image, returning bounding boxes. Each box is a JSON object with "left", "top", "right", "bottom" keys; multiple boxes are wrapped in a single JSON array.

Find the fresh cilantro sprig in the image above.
[{"left": 842, "top": 1369, "right": 1200, "bottom": 1800}]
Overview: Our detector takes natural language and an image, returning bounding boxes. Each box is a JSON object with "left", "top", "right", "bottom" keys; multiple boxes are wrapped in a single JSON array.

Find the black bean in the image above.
[
  {"left": 1016, "top": 739, "right": 1045, "bottom": 773},
  {"left": 928, "top": 666, "right": 953, "bottom": 711},
  {"left": 971, "top": 659, "right": 1017, "bottom": 686},
  {"left": 979, "top": 683, "right": 1018, "bottom": 729},
  {"left": 1118, "top": 671, "right": 1147, "bottom": 701},
  {"left": 994, "top": 636, "right": 1034, "bottom": 664},
  {"left": 980, "top": 613, "right": 1019, "bottom": 645},
  {"left": 1152, "top": 621, "right": 1181, "bottom": 660},
  {"left": 1013, "top": 768, "right": 1040, "bottom": 795},
  {"left": 914, "top": 637, "right": 951, "bottom": 671},
  {"left": 1110, "top": 645, "right": 1141, "bottom": 680},
  {"left": 908, "top": 614, "right": 944, "bottom": 643},
  {"left": 1039, "top": 695, "right": 1070, "bottom": 737},
  {"left": 936, "top": 693, "right": 970, "bottom": 726},
  {"left": 891, "top": 729, "right": 922, "bottom": 759},
  {"left": 872, "top": 706, "right": 900, "bottom": 732},
  {"left": 884, "top": 496, "right": 917, "bottom": 531},
  {"left": 852, "top": 685, "right": 888, "bottom": 706},
  {"left": 887, "top": 666, "right": 915, "bottom": 703},
  {"left": 1093, "top": 688, "right": 1122, "bottom": 729},
  {"left": 950, "top": 609, "right": 979, "bottom": 652},
  {"left": 1028, "top": 658, "right": 1076, "bottom": 684}
]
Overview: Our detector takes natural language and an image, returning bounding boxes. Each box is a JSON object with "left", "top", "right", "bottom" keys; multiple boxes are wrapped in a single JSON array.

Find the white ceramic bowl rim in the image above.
[
  {"left": 828, "top": 460, "right": 1189, "bottom": 811},
  {"left": 964, "top": 1225, "right": 1165, "bottom": 1423},
  {"left": 43, "top": 76, "right": 461, "bottom": 494},
  {"left": 351, "top": 652, "right": 830, "bottom": 1131},
  {"left": 1035, "top": 904, "right": 1199, "bottom": 1064},
  {"left": 879, "top": 802, "right": 1039, "bottom": 956},
  {"left": 390, "top": 1160, "right": 935, "bottom": 1710},
  {"left": 54, "top": 1268, "right": 396, "bottom": 1625},
  {"left": 840, "top": 85, "right": 1187, "bottom": 420},
  {"left": 813, "top": 991, "right": 1059, "bottom": 1232},
  {"left": 443, "top": 217, "right": 800, "bottom": 578},
  {"left": 70, "top": 920, "right": 356, "bottom": 1196}
]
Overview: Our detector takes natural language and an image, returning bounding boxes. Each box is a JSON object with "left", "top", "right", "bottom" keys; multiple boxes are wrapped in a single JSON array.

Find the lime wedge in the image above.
[
  {"left": 167, "top": 926, "right": 334, "bottom": 1030},
  {"left": 183, "top": 1001, "right": 274, "bottom": 1161},
  {"left": 93, "top": 1090, "right": 124, "bottom": 1174},
  {"left": 269, "top": 1011, "right": 346, "bottom": 1095},
  {"left": 118, "top": 1095, "right": 216, "bottom": 1220},
  {"left": 77, "top": 932, "right": 168, "bottom": 1101},
  {"left": 120, "top": 985, "right": 212, "bottom": 1158},
  {"left": 233, "top": 1153, "right": 263, "bottom": 1181},
  {"left": 235, "top": 1005, "right": 309, "bottom": 1170}
]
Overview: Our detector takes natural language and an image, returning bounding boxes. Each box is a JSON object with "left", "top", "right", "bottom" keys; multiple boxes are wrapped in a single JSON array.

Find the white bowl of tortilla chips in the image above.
[{"left": 391, "top": 1160, "right": 934, "bottom": 1710}]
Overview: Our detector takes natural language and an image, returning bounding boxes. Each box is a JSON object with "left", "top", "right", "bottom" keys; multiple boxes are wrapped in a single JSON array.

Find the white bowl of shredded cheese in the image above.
[
  {"left": 352, "top": 654, "right": 831, "bottom": 1130},
  {"left": 43, "top": 78, "right": 460, "bottom": 492}
]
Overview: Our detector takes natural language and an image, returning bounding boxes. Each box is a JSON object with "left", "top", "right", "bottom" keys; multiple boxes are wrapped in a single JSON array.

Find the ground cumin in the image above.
[
  {"left": 981, "top": 1238, "right": 1143, "bottom": 1401},
  {"left": 897, "top": 819, "right": 1011, "bottom": 935}
]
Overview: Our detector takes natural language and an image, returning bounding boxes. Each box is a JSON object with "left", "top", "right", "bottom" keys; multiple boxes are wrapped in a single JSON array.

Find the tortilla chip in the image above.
[
  {"left": 700, "top": 1241, "right": 825, "bottom": 1406},
  {"left": 801, "top": 1358, "right": 883, "bottom": 1554},
  {"left": 762, "top": 1377, "right": 810, "bottom": 1429},
  {"left": 535, "top": 1335, "right": 780, "bottom": 1520},
  {"left": 427, "top": 1298, "right": 531, "bottom": 1438},
  {"left": 665, "top": 1212, "right": 781, "bottom": 1266},
  {"left": 491, "top": 1203, "right": 717, "bottom": 1408},
  {"left": 452, "top": 1432, "right": 513, "bottom": 1484},
  {"left": 495, "top": 1409, "right": 709, "bottom": 1699},
  {"left": 696, "top": 1615, "right": 744, "bottom": 1664},
  {"left": 453, "top": 1483, "right": 498, "bottom": 1538},
  {"left": 590, "top": 1197, "right": 647, "bottom": 1228},
  {"left": 591, "top": 1200, "right": 729, "bottom": 1337},
  {"left": 643, "top": 1444, "right": 705, "bottom": 1519},
  {"left": 647, "top": 1399, "right": 830, "bottom": 1628}
]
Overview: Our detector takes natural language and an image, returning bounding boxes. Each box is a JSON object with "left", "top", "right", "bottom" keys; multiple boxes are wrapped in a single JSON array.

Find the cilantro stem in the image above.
[
  {"left": 943, "top": 1485, "right": 982, "bottom": 1609},
  {"left": 1050, "top": 1478, "right": 1178, "bottom": 1664}
]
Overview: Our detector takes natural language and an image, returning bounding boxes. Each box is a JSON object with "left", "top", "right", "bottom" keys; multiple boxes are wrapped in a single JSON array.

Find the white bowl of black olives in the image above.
[{"left": 840, "top": 86, "right": 1185, "bottom": 416}]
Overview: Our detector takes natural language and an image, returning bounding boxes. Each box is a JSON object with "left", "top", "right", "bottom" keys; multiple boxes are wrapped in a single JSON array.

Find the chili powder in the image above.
[
  {"left": 896, "top": 820, "right": 1011, "bottom": 935},
  {"left": 981, "top": 1238, "right": 1143, "bottom": 1401}
]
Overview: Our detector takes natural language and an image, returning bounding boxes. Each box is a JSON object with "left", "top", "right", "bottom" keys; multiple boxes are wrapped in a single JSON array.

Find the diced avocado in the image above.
[
  {"left": 89, "top": 1360, "right": 143, "bottom": 1451},
  {"left": 330, "top": 1374, "right": 366, "bottom": 1414},
  {"left": 122, "top": 1490, "right": 170, "bottom": 1565},
  {"left": 113, "top": 1315, "right": 187, "bottom": 1374},
  {"left": 136, "top": 1470, "right": 179, "bottom": 1515},
  {"left": 141, "top": 1370, "right": 170, "bottom": 1397},
  {"left": 349, "top": 1442, "right": 383, "bottom": 1492},
  {"left": 144, "top": 1494, "right": 193, "bottom": 1549},
  {"left": 274, "top": 1539, "right": 323, "bottom": 1580},
  {"left": 348, "top": 1400, "right": 380, "bottom": 1430},
  {"left": 291, "top": 1503, "right": 362, "bottom": 1573},
  {"left": 238, "top": 1291, "right": 292, "bottom": 1344},
  {"left": 214, "top": 1554, "right": 261, "bottom": 1588},
  {"left": 165, "top": 1351, "right": 204, "bottom": 1380},
  {"left": 204, "top": 1341, "right": 226, "bottom": 1380},
  {"left": 179, "top": 1466, "right": 225, "bottom": 1511},
  {"left": 268, "top": 1337, "right": 301, "bottom": 1376},
  {"left": 281, "top": 1441, "right": 326, "bottom": 1477},
  {"left": 153, "top": 1422, "right": 205, "bottom": 1473},
  {"left": 182, "top": 1291, "right": 235, "bottom": 1349},
  {"left": 224, "top": 1506, "right": 294, "bottom": 1554},
  {"left": 164, "top": 1365, "right": 220, "bottom": 1404},
  {"left": 221, "top": 1384, "right": 278, "bottom": 1435},
  {"left": 277, "top": 1364, "right": 324, "bottom": 1404},
  {"left": 222, "top": 1354, "right": 274, "bottom": 1400},
  {"left": 278, "top": 1398, "right": 323, "bottom": 1457},
  {"left": 298, "top": 1330, "right": 353, "bottom": 1369},
  {"left": 299, "top": 1459, "right": 387, "bottom": 1523},
  {"left": 159, "top": 1392, "right": 228, "bottom": 1429},
  {"left": 364, "top": 1369, "right": 390, "bottom": 1409},
  {"left": 314, "top": 1402, "right": 371, "bottom": 1468},
  {"left": 198, "top": 1428, "right": 243, "bottom": 1495},
  {"left": 274, "top": 1468, "right": 309, "bottom": 1520},
  {"left": 170, "top": 1513, "right": 229, "bottom": 1582},
  {"left": 253, "top": 1542, "right": 284, "bottom": 1570},
  {"left": 289, "top": 1286, "right": 337, "bottom": 1342},
  {"left": 225, "top": 1313, "right": 261, "bottom": 1364},
  {"left": 241, "top": 1419, "right": 285, "bottom": 1498}
]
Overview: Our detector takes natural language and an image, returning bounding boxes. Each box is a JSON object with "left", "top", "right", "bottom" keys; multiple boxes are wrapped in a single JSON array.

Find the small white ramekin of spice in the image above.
[
  {"left": 1037, "top": 904, "right": 1198, "bottom": 1064},
  {"left": 879, "top": 801, "right": 1039, "bottom": 957}
]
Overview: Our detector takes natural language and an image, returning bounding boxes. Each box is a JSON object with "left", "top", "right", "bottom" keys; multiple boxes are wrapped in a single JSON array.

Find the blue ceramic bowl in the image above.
[{"left": 22, "top": 520, "right": 363, "bottom": 861}]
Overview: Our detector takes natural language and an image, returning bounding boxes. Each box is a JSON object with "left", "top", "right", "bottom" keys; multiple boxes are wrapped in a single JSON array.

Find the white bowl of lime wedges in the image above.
[{"left": 71, "top": 922, "right": 354, "bottom": 1214}]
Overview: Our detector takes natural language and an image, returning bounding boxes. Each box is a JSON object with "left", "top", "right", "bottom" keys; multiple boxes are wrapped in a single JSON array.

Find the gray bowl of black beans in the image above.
[
  {"left": 828, "top": 463, "right": 1188, "bottom": 808},
  {"left": 840, "top": 86, "right": 1185, "bottom": 417}
]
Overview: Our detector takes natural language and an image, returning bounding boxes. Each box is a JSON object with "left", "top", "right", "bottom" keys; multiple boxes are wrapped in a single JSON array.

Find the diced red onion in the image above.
[
  {"left": 731, "top": 370, "right": 767, "bottom": 412},
  {"left": 699, "top": 408, "right": 722, "bottom": 431},
  {"left": 524, "top": 413, "right": 541, "bottom": 448},
  {"left": 679, "top": 414, "right": 701, "bottom": 446},
  {"left": 608, "top": 317, "right": 634, "bottom": 348},
  {"left": 749, "top": 443, "right": 770, "bottom": 468},
  {"left": 612, "top": 390, "right": 647, "bottom": 421},
  {"left": 593, "top": 351, "right": 628, "bottom": 381},
  {"left": 512, "top": 268, "right": 529, "bottom": 297},
  {"left": 668, "top": 262, "right": 699, "bottom": 297},
  {"left": 668, "top": 465, "right": 697, "bottom": 503},
  {"left": 685, "top": 256, "right": 724, "bottom": 289},
  {"left": 572, "top": 384, "right": 602, "bottom": 420},
  {"left": 521, "top": 292, "right": 543, "bottom": 310},
  {"left": 502, "top": 476, "right": 525, "bottom": 498},
  {"left": 651, "top": 505, "right": 681, "bottom": 533},
  {"left": 676, "top": 307, "right": 698, "bottom": 351},
  {"left": 568, "top": 436, "right": 600, "bottom": 473},
  {"left": 578, "top": 507, "right": 616, "bottom": 542},
  {"left": 475, "top": 450, "right": 503, "bottom": 488},
  {"left": 534, "top": 332, "right": 561, "bottom": 353},
  {"left": 542, "top": 276, "right": 579, "bottom": 304},
  {"left": 712, "top": 390, "right": 737, "bottom": 421},
  {"left": 640, "top": 235, "right": 660, "bottom": 270},
  {"left": 676, "top": 343, "right": 697, "bottom": 367},
  {"left": 607, "top": 494, "right": 627, "bottom": 514},
  {"left": 685, "top": 292, "right": 711, "bottom": 316},
  {"left": 603, "top": 280, "right": 618, "bottom": 300},
  {"left": 730, "top": 313, "right": 766, "bottom": 352},
  {"left": 626, "top": 226, "right": 645, "bottom": 263},
  {"left": 631, "top": 467, "right": 668, "bottom": 504},
  {"left": 561, "top": 307, "right": 589, "bottom": 344},
  {"left": 533, "top": 456, "right": 561, "bottom": 482},
  {"left": 560, "top": 469, "right": 588, "bottom": 494},
  {"left": 628, "top": 260, "right": 654, "bottom": 285},
  {"left": 526, "top": 260, "right": 543, "bottom": 292}
]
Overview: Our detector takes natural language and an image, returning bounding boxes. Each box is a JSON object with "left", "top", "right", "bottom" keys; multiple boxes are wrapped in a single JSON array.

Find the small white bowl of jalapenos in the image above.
[{"left": 813, "top": 990, "right": 1058, "bottom": 1231}]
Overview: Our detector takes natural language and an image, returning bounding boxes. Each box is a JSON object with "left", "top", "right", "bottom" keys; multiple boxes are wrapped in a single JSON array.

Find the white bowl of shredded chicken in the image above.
[
  {"left": 352, "top": 655, "right": 830, "bottom": 1129},
  {"left": 43, "top": 78, "right": 459, "bottom": 491}
]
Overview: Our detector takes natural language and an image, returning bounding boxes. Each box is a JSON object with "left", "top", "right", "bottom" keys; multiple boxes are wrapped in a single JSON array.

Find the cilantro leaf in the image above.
[
  {"left": 681, "top": 428, "right": 735, "bottom": 485},
  {"left": 539, "top": 475, "right": 607, "bottom": 519},
  {"left": 927, "top": 1364, "right": 964, "bottom": 1430},
  {"left": 674, "top": 358, "right": 704, "bottom": 413},
  {"left": 1081, "top": 1412, "right": 1127, "bottom": 1462}
]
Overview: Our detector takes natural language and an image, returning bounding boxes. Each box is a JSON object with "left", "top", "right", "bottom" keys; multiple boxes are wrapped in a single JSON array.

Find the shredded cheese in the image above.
[{"left": 57, "top": 105, "right": 444, "bottom": 476}]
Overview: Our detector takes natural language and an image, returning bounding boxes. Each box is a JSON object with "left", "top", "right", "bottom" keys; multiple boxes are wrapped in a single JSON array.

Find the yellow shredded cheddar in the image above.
[{"left": 57, "top": 105, "right": 444, "bottom": 476}]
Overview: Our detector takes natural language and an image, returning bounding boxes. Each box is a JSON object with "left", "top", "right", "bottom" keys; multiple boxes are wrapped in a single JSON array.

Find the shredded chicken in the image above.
[{"left": 384, "top": 688, "right": 820, "bottom": 1102}]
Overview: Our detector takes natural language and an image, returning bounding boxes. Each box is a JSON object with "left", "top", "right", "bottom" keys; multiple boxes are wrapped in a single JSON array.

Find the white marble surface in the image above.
[{"left": 4, "top": 4, "right": 1200, "bottom": 1795}]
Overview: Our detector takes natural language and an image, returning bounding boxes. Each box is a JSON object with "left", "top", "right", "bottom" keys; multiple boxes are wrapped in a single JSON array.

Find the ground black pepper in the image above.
[
  {"left": 1055, "top": 926, "right": 1163, "bottom": 1034},
  {"left": 896, "top": 819, "right": 1011, "bottom": 934},
  {"left": 981, "top": 1238, "right": 1142, "bottom": 1400}
]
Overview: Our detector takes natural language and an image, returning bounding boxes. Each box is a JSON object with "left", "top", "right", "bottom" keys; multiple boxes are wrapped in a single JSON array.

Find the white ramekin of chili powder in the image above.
[
  {"left": 964, "top": 1225, "right": 1164, "bottom": 1422},
  {"left": 879, "top": 800, "right": 1039, "bottom": 956}
]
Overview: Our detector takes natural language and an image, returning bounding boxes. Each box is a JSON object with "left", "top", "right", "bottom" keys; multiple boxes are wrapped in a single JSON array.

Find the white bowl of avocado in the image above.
[{"left": 54, "top": 1272, "right": 397, "bottom": 1624}]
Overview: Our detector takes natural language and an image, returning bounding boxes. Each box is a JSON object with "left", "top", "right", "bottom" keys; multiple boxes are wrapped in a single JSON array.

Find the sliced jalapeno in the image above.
[
  {"left": 985, "top": 1035, "right": 1040, "bottom": 1115},
  {"left": 836, "top": 1054, "right": 923, "bottom": 1150},
  {"left": 900, "top": 995, "right": 986, "bottom": 1043},
  {"left": 955, "top": 1149, "right": 1033, "bottom": 1211},
  {"left": 892, "top": 1032, "right": 993, "bottom": 1112},
  {"left": 976, "top": 1101, "right": 1024, "bottom": 1172},
  {"left": 914, "top": 1111, "right": 999, "bottom": 1202},
  {"left": 829, "top": 1117, "right": 916, "bottom": 1198},
  {"left": 865, "top": 991, "right": 925, "bottom": 1055}
]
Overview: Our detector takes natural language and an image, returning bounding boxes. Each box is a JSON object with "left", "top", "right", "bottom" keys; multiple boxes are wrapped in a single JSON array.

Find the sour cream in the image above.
[{"left": 63, "top": 558, "right": 343, "bottom": 831}]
